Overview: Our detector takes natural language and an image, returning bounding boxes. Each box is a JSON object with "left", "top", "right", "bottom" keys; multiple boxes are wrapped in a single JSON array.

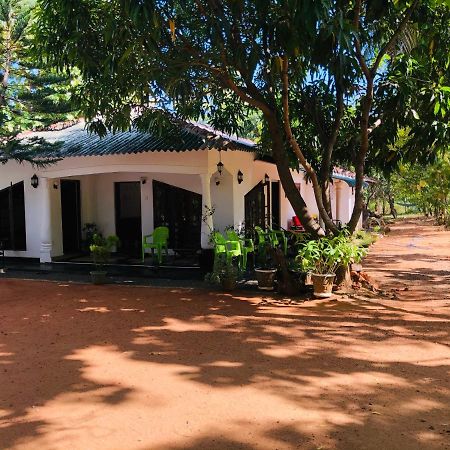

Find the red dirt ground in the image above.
[{"left": 0, "top": 218, "right": 449, "bottom": 450}]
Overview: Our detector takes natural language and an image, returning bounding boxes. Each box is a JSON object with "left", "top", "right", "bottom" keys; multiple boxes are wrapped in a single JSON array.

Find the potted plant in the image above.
[
  {"left": 255, "top": 243, "right": 277, "bottom": 291},
  {"left": 220, "top": 259, "right": 238, "bottom": 291},
  {"left": 205, "top": 257, "right": 238, "bottom": 291},
  {"left": 89, "top": 234, "right": 120, "bottom": 284},
  {"left": 296, "top": 235, "right": 366, "bottom": 298},
  {"left": 82, "top": 223, "right": 100, "bottom": 252}
]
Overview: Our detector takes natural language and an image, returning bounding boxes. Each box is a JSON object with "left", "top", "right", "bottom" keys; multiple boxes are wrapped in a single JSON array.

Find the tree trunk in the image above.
[
  {"left": 375, "top": 199, "right": 380, "bottom": 214},
  {"left": 279, "top": 57, "right": 339, "bottom": 236},
  {"left": 270, "top": 248, "right": 299, "bottom": 296},
  {"left": 318, "top": 84, "right": 343, "bottom": 232},
  {"left": 265, "top": 112, "right": 325, "bottom": 237},
  {"left": 335, "top": 264, "right": 352, "bottom": 290},
  {"left": 347, "top": 78, "right": 374, "bottom": 233},
  {"left": 320, "top": 172, "right": 333, "bottom": 227},
  {"left": 388, "top": 195, "right": 397, "bottom": 219}
]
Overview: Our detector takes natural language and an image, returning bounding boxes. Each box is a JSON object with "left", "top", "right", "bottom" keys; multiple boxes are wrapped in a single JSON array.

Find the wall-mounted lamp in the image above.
[
  {"left": 217, "top": 150, "right": 224, "bottom": 175},
  {"left": 140, "top": 177, "right": 147, "bottom": 185},
  {"left": 237, "top": 170, "right": 243, "bottom": 184},
  {"left": 31, "top": 174, "right": 39, "bottom": 189},
  {"left": 264, "top": 173, "right": 270, "bottom": 185}
]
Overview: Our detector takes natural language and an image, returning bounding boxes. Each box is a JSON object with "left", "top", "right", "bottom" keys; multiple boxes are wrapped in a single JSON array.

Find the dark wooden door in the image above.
[
  {"left": 153, "top": 180, "right": 202, "bottom": 250},
  {"left": 61, "top": 179, "right": 82, "bottom": 254},
  {"left": 245, "top": 182, "right": 266, "bottom": 232},
  {"left": 115, "top": 182, "right": 142, "bottom": 256}
]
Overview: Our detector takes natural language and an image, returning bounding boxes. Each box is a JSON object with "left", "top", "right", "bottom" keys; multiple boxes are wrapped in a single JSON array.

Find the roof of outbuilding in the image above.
[{"left": 19, "top": 121, "right": 256, "bottom": 158}]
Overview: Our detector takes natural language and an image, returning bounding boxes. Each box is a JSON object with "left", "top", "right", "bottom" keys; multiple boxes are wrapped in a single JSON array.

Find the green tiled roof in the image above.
[{"left": 21, "top": 121, "right": 255, "bottom": 158}]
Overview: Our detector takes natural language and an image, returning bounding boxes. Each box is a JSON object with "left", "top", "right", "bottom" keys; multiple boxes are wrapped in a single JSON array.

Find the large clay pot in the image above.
[
  {"left": 221, "top": 276, "right": 237, "bottom": 291},
  {"left": 255, "top": 268, "right": 277, "bottom": 291},
  {"left": 311, "top": 273, "right": 335, "bottom": 298}
]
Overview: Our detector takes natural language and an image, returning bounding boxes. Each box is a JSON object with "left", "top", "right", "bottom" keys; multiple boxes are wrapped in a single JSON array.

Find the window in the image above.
[{"left": 0, "top": 181, "right": 26, "bottom": 250}]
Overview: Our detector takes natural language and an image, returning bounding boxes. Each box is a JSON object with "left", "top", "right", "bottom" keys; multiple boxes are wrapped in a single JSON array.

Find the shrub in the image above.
[
  {"left": 90, "top": 234, "right": 120, "bottom": 269},
  {"left": 296, "top": 234, "right": 368, "bottom": 275}
]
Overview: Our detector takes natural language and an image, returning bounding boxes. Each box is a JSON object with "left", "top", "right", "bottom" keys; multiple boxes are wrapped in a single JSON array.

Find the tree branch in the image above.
[
  {"left": 371, "top": 0, "right": 421, "bottom": 75},
  {"left": 352, "top": 0, "right": 371, "bottom": 81},
  {"left": 281, "top": 56, "right": 338, "bottom": 234}
]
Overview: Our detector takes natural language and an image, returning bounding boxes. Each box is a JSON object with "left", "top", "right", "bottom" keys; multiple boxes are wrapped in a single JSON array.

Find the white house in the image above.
[{"left": 0, "top": 121, "right": 360, "bottom": 263}]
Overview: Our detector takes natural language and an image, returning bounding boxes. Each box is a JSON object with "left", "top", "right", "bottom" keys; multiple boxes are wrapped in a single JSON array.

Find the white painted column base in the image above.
[{"left": 40, "top": 243, "right": 52, "bottom": 263}]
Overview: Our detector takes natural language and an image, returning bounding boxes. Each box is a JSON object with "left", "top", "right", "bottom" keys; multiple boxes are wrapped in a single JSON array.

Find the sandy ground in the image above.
[{"left": 0, "top": 218, "right": 449, "bottom": 450}]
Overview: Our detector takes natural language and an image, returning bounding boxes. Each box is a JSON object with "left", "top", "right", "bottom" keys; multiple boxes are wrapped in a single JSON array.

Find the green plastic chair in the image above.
[
  {"left": 225, "top": 240, "right": 242, "bottom": 270},
  {"left": 212, "top": 231, "right": 227, "bottom": 257},
  {"left": 142, "top": 226, "right": 169, "bottom": 264},
  {"left": 213, "top": 231, "right": 242, "bottom": 270},
  {"left": 226, "top": 230, "right": 254, "bottom": 270}
]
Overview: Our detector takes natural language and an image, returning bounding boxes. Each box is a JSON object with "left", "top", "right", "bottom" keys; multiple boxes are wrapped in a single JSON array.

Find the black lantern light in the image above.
[
  {"left": 237, "top": 170, "right": 244, "bottom": 184},
  {"left": 217, "top": 150, "right": 224, "bottom": 175},
  {"left": 264, "top": 173, "right": 270, "bottom": 185},
  {"left": 31, "top": 174, "right": 39, "bottom": 189}
]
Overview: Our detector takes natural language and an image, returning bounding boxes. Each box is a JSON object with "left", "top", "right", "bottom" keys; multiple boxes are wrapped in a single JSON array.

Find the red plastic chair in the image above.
[{"left": 292, "top": 216, "right": 302, "bottom": 227}]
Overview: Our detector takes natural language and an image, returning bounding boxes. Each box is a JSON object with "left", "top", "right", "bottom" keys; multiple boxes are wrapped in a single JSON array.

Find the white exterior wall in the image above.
[
  {"left": 0, "top": 148, "right": 359, "bottom": 260},
  {"left": 335, "top": 181, "right": 354, "bottom": 225},
  {"left": 0, "top": 162, "right": 40, "bottom": 258},
  {"left": 0, "top": 151, "right": 209, "bottom": 259}
]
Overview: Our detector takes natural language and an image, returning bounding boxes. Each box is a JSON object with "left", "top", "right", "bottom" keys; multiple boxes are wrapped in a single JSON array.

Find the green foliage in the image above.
[
  {"left": 89, "top": 234, "right": 120, "bottom": 269},
  {"left": 33, "top": 0, "right": 450, "bottom": 234},
  {"left": 0, "top": 0, "right": 78, "bottom": 165},
  {"left": 392, "top": 156, "right": 450, "bottom": 221},
  {"left": 352, "top": 230, "right": 378, "bottom": 248},
  {"left": 296, "top": 234, "right": 367, "bottom": 275},
  {"left": 205, "top": 257, "right": 238, "bottom": 286},
  {"left": 255, "top": 242, "right": 275, "bottom": 270},
  {"left": 367, "top": 3, "right": 450, "bottom": 172}
]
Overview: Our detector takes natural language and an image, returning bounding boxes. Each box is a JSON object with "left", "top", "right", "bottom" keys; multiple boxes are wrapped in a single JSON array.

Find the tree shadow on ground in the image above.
[{"left": 1, "top": 274, "right": 450, "bottom": 449}]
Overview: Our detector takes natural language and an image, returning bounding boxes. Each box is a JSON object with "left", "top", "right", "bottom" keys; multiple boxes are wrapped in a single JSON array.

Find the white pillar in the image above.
[
  {"left": 40, "top": 177, "right": 53, "bottom": 263},
  {"left": 200, "top": 173, "right": 213, "bottom": 249}
]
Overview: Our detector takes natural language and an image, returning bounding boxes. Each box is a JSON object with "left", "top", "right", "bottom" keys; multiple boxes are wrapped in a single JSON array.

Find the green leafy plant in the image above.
[
  {"left": 89, "top": 234, "right": 120, "bottom": 270},
  {"left": 352, "top": 230, "right": 378, "bottom": 248},
  {"left": 82, "top": 223, "right": 100, "bottom": 250},
  {"left": 256, "top": 242, "right": 275, "bottom": 270},
  {"left": 224, "top": 224, "right": 246, "bottom": 240},
  {"left": 296, "top": 234, "right": 367, "bottom": 275},
  {"left": 205, "top": 257, "right": 238, "bottom": 286}
]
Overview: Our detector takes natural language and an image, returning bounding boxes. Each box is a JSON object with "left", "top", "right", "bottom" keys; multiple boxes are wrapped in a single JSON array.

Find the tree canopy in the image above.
[
  {"left": 35, "top": 0, "right": 450, "bottom": 234},
  {"left": 0, "top": 0, "right": 78, "bottom": 165}
]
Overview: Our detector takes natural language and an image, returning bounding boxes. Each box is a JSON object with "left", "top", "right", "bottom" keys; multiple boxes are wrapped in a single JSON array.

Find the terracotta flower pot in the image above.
[
  {"left": 255, "top": 268, "right": 277, "bottom": 291},
  {"left": 221, "top": 276, "right": 237, "bottom": 291},
  {"left": 311, "top": 273, "right": 335, "bottom": 298}
]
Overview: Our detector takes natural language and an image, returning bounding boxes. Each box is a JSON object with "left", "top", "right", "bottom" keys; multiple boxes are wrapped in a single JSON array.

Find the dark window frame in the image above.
[{"left": 0, "top": 181, "right": 27, "bottom": 251}]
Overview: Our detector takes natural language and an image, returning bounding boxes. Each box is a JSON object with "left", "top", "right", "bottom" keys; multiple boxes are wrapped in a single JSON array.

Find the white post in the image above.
[
  {"left": 200, "top": 173, "right": 213, "bottom": 249},
  {"left": 40, "top": 177, "right": 53, "bottom": 263}
]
